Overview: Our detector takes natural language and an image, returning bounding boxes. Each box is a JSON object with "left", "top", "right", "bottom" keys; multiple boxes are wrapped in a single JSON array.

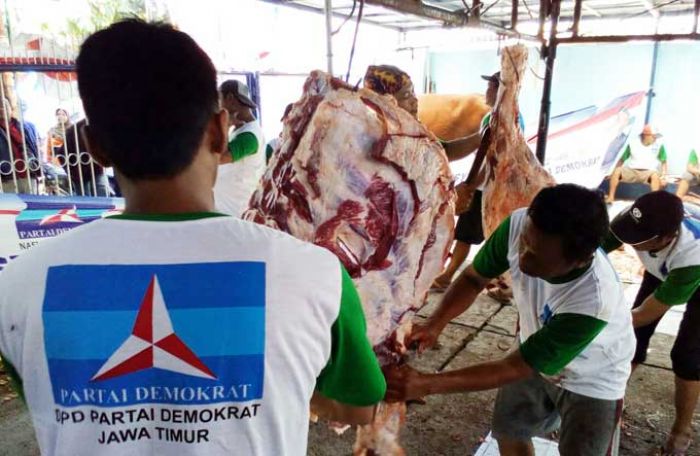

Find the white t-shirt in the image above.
[
  {"left": 0, "top": 214, "right": 383, "bottom": 456},
  {"left": 475, "top": 209, "right": 635, "bottom": 400},
  {"left": 636, "top": 218, "right": 700, "bottom": 282},
  {"left": 214, "top": 121, "right": 266, "bottom": 217},
  {"left": 624, "top": 137, "right": 665, "bottom": 171}
]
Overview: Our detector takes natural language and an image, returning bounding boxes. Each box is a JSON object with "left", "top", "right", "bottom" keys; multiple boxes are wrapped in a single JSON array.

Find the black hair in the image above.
[
  {"left": 219, "top": 80, "right": 240, "bottom": 98},
  {"left": 282, "top": 103, "right": 293, "bottom": 121},
  {"left": 76, "top": 19, "right": 218, "bottom": 180},
  {"left": 528, "top": 184, "right": 609, "bottom": 262},
  {"left": 55, "top": 108, "right": 69, "bottom": 117}
]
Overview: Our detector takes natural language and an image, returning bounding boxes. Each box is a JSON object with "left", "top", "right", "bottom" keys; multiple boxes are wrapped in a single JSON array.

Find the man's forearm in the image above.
[
  {"left": 428, "top": 269, "right": 486, "bottom": 328},
  {"left": 632, "top": 294, "right": 670, "bottom": 328},
  {"left": 443, "top": 133, "right": 480, "bottom": 162},
  {"left": 418, "top": 350, "right": 532, "bottom": 395},
  {"left": 310, "top": 391, "right": 376, "bottom": 425}
]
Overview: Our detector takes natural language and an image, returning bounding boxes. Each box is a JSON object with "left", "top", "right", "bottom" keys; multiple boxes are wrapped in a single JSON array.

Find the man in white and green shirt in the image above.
[
  {"left": 605, "top": 191, "right": 700, "bottom": 455},
  {"left": 0, "top": 21, "right": 384, "bottom": 456},
  {"left": 606, "top": 124, "right": 668, "bottom": 203},
  {"left": 385, "top": 184, "right": 635, "bottom": 455},
  {"left": 214, "top": 80, "right": 266, "bottom": 217},
  {"left": 676, "top": 149, "right": 699, "bottom": 198}
]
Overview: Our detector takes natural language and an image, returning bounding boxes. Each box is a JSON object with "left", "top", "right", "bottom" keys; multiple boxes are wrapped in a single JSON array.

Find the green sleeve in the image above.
[
  {"left": 658, "top": 145, "right": 667, "bottom": 162},
  {"left": 228, "top": 132, "right": 259, "bottom": 162},
  {"left": 315, "top": 264, "right": 386, "bottom": 406},
  {"left": 472, "top": 216, "right": 511, "bottom": 279},
  {"left": 689, "top": 150, "right": 698, "bottom": 166},
  {"left": 265, "top": 144, "right": 273, "bottom": 164},
  {"left": 520, "top": 313, "right": 607, "bottom": 376},
  {"left": 0, "top": 355, "right": 24, "bottom": 403},
  {"left": 620, "top": 144, "right": 631, "bottom": 163},
  {"left": 654, "top": 266, "right": 700, "bottom": 305},
  {"left": 480, "top": 113, "right": 491, "bottom": 132},
  {"left": 601, "top": 231, "right": 623, "bottom": 253}
]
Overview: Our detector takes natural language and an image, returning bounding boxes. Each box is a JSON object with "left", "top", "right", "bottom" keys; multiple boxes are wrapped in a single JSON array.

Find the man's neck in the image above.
[
  {"left": 546, "top": 260, "right": 593, "bottom": 284},
  {"left": 239, "top": 109, "right": 255, "bottom": 124},
  {"left": 119, "top": 173, "right": 215, "bottom": 215}
]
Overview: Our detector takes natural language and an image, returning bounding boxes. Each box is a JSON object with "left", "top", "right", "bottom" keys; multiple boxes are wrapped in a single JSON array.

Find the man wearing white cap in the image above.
[
  {"left": 214, "top": 80, "right": 266, "bottom": 217},
  {"left": 606, "top": 124, "right": 667, "bottom": 203}
]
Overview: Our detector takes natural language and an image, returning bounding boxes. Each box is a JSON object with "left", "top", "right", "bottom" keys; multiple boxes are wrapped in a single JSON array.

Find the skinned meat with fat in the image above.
[
  {"left": 244, "top": 71, "right": 455, "bottom": 454},
  {"left": 480, "top": 45, "right": 555, "bottom": 234}
]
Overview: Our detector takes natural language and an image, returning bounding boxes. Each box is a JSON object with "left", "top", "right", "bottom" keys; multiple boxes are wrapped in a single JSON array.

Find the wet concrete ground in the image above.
[{"left": 0, "top": 292, "right": 694, "bottom": 455}]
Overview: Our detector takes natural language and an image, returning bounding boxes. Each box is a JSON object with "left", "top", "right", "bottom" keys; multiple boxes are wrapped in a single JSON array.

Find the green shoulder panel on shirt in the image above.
[
  {"left": 620, "top": 144, "right": 631, "bottom": 163},
  {"left": 689, "top": 150, "right": 698, "bottom": 166},
  {"left": 658, "top": 144, "right": 668, "bottom": 162},
  {"left": 520, "top": 313, "right": 607, "bottom": 376},
  {"left": 315, "top": 264, "right": 386, "bottom": 406},
  {"left": 601, "top": 231, "right": 623, "bottom": 253},
  {"left": 265, "top": 144, "right": 274, "bottom": 163},
  {"left": 473, "top": 216, "right": 511, "bottom": 279},
  {"left": 480, "top": 113, "right": 491, "bottom": 131},
  {"left": 229, "top": 131, "right": 259, "bottom": 162},
  {"left": 654, "top": 265, "right": 700, "bottom": 306},
  {"left": 0, "top": 355, "right": 24, "bottom": 403}
]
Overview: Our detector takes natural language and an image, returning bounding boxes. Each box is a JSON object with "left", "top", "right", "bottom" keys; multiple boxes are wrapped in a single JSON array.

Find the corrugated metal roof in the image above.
[{"left": 260, "top": 0, "right": 698, "bottom": 35}]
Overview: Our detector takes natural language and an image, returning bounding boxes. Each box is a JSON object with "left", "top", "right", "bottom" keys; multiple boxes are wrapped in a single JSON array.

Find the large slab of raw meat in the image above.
[
  {"left": 243, "top": 71, "right": 455, "bottom": 454},
  {"left": 480, "top": 45, "right": 555, "bottom": 235}
]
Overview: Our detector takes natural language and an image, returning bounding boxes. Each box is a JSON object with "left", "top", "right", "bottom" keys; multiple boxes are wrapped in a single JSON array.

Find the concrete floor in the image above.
[
  {"left": 0, "top": 290, "right": 695, "bottom": 455},
  {"left": 306, "top": 291, "right": 697, "bottom": 455}
]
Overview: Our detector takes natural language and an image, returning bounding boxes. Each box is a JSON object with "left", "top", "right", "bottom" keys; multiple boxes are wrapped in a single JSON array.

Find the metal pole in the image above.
[
  {"left": 247, "top": 72, "right": 262, "bottom": 122},
  {"left": 694, "top": 0, "right": 699, "bottom": 33},
  {"left": 645, "top": 40, "right": 660, "bottom": 125},
  {"left": 68, "top": 73, "right": 96, "bottom": 196},
  {"left": 535, "top": 0, "right": 560, "bottom": 165},
  {"left": 53, "top": 54, "right": 73, "bottom": 195},
  {"left": 556, "top": 33, "right": 700, "bottom": 43},
  {"left": 14, "top": 73, "right": 40, "bottom": 195},
  {"left": 324, "top": 0, "right": 334, "bottom": 75},
  {"left": 0, "top": 80, "right": 17, "bottom": 193},
  {"left": 572, "top": 0, "right": 582, "bottom": 36},
  {"left": 511, "top": 0, "right": 519, "bottom": 30}
]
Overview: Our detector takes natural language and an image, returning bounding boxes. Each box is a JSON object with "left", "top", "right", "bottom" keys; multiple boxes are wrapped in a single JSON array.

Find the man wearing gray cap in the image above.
[
  {"left": 214, "top": 80, "right": 266, "bottom": 217},
  {"left": 605, "top": 191, "right": 700, "bottom": 455}
]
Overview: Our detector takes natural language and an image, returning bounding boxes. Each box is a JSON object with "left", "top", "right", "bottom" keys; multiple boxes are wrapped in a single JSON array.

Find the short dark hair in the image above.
[
  {"left": 528, "top": 184, "right": 609, "bottom": 262},
  {"left": 219, "top": 80, "right": 239, "bottom": 98},
  {"left": 76, "top": 19, "right": 218, "bottom": 180}
]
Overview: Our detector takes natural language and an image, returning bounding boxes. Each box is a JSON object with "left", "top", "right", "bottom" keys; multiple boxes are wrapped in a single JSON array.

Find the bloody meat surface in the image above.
[{"left": 244, "top": 71, "right": 455, "bottom": 454}]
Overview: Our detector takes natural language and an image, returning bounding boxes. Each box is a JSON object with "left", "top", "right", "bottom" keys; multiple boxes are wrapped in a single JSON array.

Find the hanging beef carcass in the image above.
[
  {"left": 243, "top": 71, "right": 455, "bottom": 454},
  {"left": 458, "top": 44, "right": 555, "bottom": 301},
  {"left": 475, "top": 44, "right": 555, "bottom": 235}
]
